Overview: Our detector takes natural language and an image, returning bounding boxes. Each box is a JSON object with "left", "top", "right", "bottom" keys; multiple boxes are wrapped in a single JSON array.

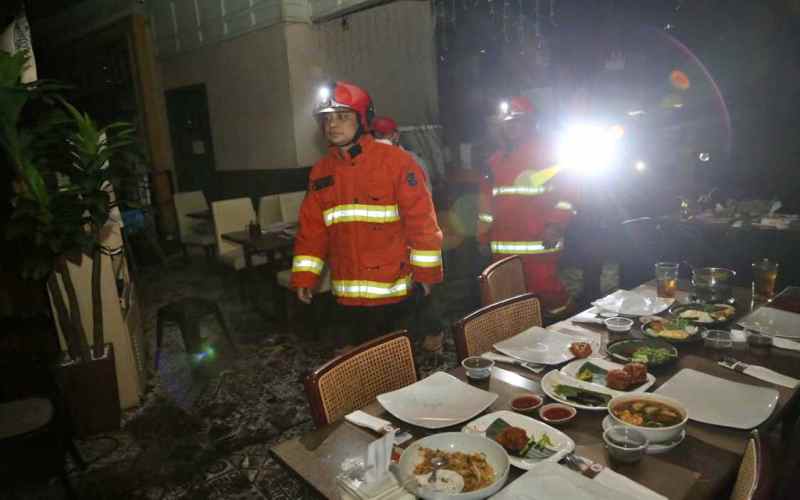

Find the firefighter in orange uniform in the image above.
[
  {"left": 478, "top": 96, "right": 577, "bottom": 316},
  {"left": 290, "top": 81, "right": 443, "bottom": 351}
]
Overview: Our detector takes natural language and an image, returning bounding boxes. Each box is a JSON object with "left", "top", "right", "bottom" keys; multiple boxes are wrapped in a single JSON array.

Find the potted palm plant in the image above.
[{"left": 1, "top": 49, "right": 141, "bottom": 435}]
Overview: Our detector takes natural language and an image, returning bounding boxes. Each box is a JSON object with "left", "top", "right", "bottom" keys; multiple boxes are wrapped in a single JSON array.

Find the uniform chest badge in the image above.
[{"left": 406, "top": 172, "right": 418, "bottom": 187}]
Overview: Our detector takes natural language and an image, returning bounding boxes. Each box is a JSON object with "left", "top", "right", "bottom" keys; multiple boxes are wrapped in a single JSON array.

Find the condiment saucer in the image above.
[{"left": 602, "top": 416, "right": 685, "bottom": 454}]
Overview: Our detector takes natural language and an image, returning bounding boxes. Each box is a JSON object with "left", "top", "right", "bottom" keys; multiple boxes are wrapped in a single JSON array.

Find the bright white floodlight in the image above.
[
  {"left": 318, "top": 86, "right": 331, "bottom": 101},
  {"left": 556, "top": 124, "right": 622, "bottom": 175}
]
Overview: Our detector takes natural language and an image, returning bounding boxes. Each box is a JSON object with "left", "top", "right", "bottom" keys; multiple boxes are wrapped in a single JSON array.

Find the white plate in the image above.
[
  {"left": 397, "top": 432, "right": 509, "bottom": 500},
  {"left": 738, "top": 306, "right": 800, "bottom": 339},
  {"left": 655, "top": 369, "right": 779, "bottom": 429},
  {"left": 601, "top": 416, "right": 685, "bottom": 454},
  {"left": 592, "top": 290, "right": 673, "bottom": 317},
  {"left": 559, "top": 359, "right": 656, "bottom": 394},
  {"left": 540, "top": 371, "right": 616, "bottom": 411},
  {"left": 462, "top": 410, "right": 575, "bottom": 470},
  {"left": 377, "top": 372, "right": 498, "bottom": 429},
  {"left": 491, "top": 462, "right": 641, "bottom": 500},
  {"left": 493, "top": 327, "right": 576, "bottom": 365}
]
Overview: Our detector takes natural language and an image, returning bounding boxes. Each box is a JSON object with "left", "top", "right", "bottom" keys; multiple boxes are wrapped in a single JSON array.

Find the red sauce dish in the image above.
[
  {"left": 511, "top": 394, "right": 543, "bottom": 413},
  {"left": 539, "top": 403, "right": 577, "bottom": 425}
]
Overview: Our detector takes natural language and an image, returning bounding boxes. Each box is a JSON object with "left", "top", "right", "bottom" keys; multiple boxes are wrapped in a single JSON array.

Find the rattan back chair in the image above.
[
  {"left": 305, "top": 331, "right": 417, "bottom": 428},
  {"left": 478, "top": 255, "right": 527, "bottom": 306},
  {"left": 731, "top": 430, "right": 772, "bottom": 500},
  {"left": 453, "top": 293, "right": 542, "bottom": 363}
]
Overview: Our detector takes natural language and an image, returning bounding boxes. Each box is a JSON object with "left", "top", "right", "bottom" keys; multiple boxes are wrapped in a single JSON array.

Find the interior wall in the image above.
[
  {"left": 159, "top": 25, "right": 296, "bottom": 171},
  {"left": 286, "top": 0, "right": 439, "bottom": 166}
]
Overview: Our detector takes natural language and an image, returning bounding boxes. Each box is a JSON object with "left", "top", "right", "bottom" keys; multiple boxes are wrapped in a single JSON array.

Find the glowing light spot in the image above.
[
  {"left": 635, "top": 161, "right": 647, "bottom": 172},
  {"left": 670, "top": 70, "right": 690, "bottom": 90},
  {"left": 698, "top": 152, "right": 711, "bottom": 162},
  {"left": 499, "top": 101, "right": 509, "bottom": 115},
  {"left": 627, "top": 110, "right": 645, "bottom": 116},
  {"left": 609, "top": 125, "right": 625, "bottom": 140},
  {"left": 318, "top": 86, "right": 330, "bottom": 101}
]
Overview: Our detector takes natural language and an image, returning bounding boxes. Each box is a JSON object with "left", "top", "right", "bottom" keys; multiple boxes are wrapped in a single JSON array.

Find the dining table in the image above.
[
  {"left": 186, "top": 209, "right": 212, "bottom": 220},
  {"left": 271, "top": 281, "right": 800, "bottom": 500},
  {"left": 221, "top": 228, "right": 295, "bottom": 269}
]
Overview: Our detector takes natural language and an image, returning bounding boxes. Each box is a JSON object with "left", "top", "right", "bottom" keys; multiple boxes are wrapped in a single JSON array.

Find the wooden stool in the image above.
[{"left": 155, "top": 298, "right": 237, "bottom": 368}]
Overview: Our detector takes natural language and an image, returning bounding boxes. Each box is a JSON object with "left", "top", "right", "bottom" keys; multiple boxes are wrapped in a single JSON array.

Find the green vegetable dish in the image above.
[{"left": 631, "top": 347, "right": 676, "bottom": 364}]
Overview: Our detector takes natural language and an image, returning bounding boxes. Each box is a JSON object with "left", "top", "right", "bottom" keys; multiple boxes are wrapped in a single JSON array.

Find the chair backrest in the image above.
[
  {"left": 478, "top": 255, "right": 527, "bottom": 306},
  {"left": 731, "top": 430, "right": 772, "bottom": 500},
  {"left": 304, "top": 331, "right": 417, "bottom": 428},
  {"left": 453, "top": 293, "right": 542, "bottom": 363},
  {"left": 258, "top": 194, "right": 282, "bottom": 228},
  {"left": 279, "top": 191, "right": 306, "bottom": 223},
  {"left": 211, "top": 197, "right": 256, "bottom": 256},
  {"left": 173, "top": 191, "right": 210, "bottom": 242}
]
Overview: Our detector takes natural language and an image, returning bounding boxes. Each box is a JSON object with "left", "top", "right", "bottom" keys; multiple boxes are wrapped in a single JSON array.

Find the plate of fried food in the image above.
[
  {"left": 397, "top": 432, "right": 510, "bottom": 499},
  {"left": 462, "top": 411, "right": 574, "bottom": 470},
  {"left": 560, "top": 358, "right": 655, "bottom": 393}
]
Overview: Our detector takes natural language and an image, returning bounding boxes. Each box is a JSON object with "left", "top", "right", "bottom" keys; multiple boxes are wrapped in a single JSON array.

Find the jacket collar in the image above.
[{"left": 330, "top": 134, "right": 375, "bottom": 162}]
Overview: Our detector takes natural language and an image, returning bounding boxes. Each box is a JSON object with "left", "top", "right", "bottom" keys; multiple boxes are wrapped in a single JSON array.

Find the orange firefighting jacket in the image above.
[
  {"left": 290, "top": 135, "right": 444, "bottom": 306},
  {"left": 477, "top": 137, "right": 577, "bottom": 254}
]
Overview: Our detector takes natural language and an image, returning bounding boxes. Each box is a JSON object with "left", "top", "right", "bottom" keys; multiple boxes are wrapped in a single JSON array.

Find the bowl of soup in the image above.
[{"left": 607, "top": 393, "right": 688, "bottom": 444}]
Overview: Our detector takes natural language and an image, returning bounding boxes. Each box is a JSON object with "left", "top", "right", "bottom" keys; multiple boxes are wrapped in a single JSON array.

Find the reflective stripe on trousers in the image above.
[{"left": 490, "top": 240, "right": 564, "bottom": 254}]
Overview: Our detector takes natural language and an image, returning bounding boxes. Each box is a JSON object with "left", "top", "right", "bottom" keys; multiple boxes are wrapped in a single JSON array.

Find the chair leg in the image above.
[
  {"left": 155, "top": 314, "right": 166, "bottom": 369},
  {"left": 67, "top": 439, "right": 86, "bottom": 470},
  {"left": 60, "top": 472, "right": 78, "bottom": 500},
  {"left": 212, "top": 305, "right": 238, "bottom": 354}
]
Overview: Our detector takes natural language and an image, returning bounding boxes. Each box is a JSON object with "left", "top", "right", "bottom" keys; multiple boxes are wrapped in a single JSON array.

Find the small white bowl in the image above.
[
  {"left": 603, "top": 425, "right": 649, "bottom": 463},
  {"left": 538, "top": 403, "right": 577, "bottom": 425},
  {"left": 608, "top": 393, "right": 688, "bottom": 444},
  {"left": 461, "top": 356, "right": 494, "bottom": 380},
  {"left": 604, "top": 317, "right": 634, "bottom": 333}
]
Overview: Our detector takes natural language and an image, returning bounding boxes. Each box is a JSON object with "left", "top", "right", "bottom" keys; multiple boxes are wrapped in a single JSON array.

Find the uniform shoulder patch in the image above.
[
  {"left": 312, "top": 175, "right": 334, "bottom": 191},
  {"left": 406, "top": 171, "right": 418, "bottom": 187}
]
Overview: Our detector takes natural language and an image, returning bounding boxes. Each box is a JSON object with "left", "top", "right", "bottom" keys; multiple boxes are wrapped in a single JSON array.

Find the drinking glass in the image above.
[
  {"left": 752, "top": 259, "right": 779, "bottom": 302},
  {"left": 655, "top": 262, "right": 680, "bottom": 298}
]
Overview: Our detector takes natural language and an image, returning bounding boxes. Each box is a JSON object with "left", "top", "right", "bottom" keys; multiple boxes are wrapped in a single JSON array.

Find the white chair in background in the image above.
[
  {"left": 258, "top": 194, "right": 283, "bottom": 229},
  {"left": 173, "top": 191, "right": 215, "bottom": 259},
  {"left": 279, "top": 191, "right": 306, "bottom": 224},
  {"left": 211, "top": 197, "right": 267, "bottom": 271}
]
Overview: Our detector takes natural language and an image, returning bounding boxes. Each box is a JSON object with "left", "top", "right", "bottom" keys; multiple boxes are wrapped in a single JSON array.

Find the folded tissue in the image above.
[{"left": 338, "top": 431, "right": 414, "bottom": 499}]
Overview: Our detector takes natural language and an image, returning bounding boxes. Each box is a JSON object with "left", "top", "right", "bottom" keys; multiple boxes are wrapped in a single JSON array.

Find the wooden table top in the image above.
[
  {"left": 272, "top": 283, "right": 800, "bottom": 499},
  {"left": 185, "top": 209, "right": 212, "bottom": 220},
  {"left": 221, "top": 229, "right": 294, "bottom": 253}
]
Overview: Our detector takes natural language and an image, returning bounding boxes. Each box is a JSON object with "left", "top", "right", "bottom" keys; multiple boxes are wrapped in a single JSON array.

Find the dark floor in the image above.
[{"left": 8, "top": 246, "right": 619, "bottom": 500}]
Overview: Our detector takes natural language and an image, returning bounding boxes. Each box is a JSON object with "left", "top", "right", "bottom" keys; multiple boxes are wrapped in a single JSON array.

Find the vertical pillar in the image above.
[{"left": 129, "top": 13, "right": 177, "bottom": 237}]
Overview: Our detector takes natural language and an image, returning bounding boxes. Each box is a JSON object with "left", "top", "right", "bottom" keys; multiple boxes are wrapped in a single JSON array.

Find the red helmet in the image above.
[
  {"left": 498, "top": 96, "right": 535, "bottom": 121},
  {"left": 371, "top": 116, "right": 398, "bottom": 136},
  {"left": 314, "top": 81, "right": 375, "bottom": 129}
]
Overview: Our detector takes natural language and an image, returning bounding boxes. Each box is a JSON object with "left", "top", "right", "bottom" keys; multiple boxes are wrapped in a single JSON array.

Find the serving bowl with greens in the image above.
[{"left": 606, "top": 338, "right": 678, "bottom": 367}]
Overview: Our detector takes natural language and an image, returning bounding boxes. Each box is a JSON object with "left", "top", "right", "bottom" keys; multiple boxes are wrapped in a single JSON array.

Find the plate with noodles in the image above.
[{"left": 397, "top": 432, "right": 510, "bottom": 499}]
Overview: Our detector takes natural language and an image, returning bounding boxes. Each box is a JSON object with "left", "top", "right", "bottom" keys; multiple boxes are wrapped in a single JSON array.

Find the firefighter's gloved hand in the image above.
[
  {"left": 297, "top": 287, "right": 313, "bottom": 304},
  {"left": 542, "top": 224, "right": 564, "bottom": 249}
]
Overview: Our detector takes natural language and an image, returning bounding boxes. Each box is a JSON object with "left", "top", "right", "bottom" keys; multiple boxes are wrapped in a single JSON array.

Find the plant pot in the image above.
[{"left": 57, "top": 343, "right": 121, "bottom": 437}]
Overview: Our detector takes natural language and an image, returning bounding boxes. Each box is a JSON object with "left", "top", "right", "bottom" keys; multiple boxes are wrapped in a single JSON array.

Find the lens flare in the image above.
[{"left": 670, "top": 69, "right": 690, "bottom": 90}]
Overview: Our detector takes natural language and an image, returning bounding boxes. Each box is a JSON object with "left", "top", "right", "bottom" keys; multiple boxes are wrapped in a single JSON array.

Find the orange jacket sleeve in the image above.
[
  {"left": 477, "top": 172, "right": 493, "bottom": 245},
  {"left": 396, "top": 156, "right": 444, "bottom": 284},
  {"left": 290, "top": 187, "right": 328, "bottom": 290}
]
